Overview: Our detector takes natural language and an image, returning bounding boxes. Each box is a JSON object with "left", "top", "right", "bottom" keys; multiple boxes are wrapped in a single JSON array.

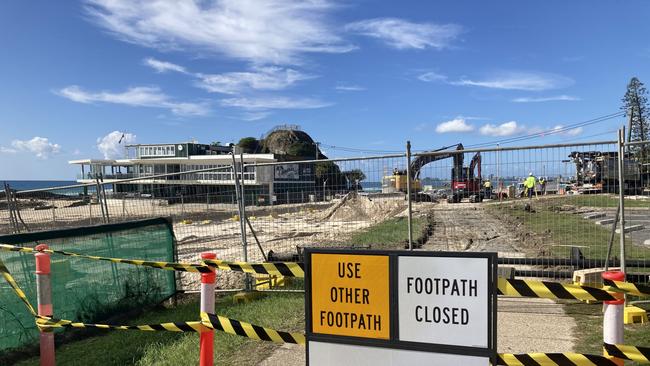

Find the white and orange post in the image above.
[
  {"left": 603, "top": 270, "right": 625, "bottom": 366},
  {"left": 200, "top": 252, "right": 216, "bottom": 366},
  {"left": 35, "top": 243, "right": 55, "bottom": 366}
]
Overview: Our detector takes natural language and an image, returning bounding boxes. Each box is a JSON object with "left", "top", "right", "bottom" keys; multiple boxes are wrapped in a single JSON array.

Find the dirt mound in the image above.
[{"left": 321, "top": 193, "right": 406, "bottom": 222}]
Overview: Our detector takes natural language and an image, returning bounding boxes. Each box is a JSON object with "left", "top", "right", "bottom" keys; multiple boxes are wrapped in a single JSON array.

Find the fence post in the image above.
[
  {"left": 35, "top": 244, "right": 55, "bottom": 366},
  {"left": 617, "top": 128, "right": 626, "bottom": 274},
  {"left": 200, "top": 252, "right": 216, "bottom": 366},
  {"left": 405, "top": 141, "right": 413, "bottom": 250},
  {"left": 603, "top": 270, "right": 625, "bottom": 366},
  {"left": 231, "top": 147, "right": 250, "bottom": 291},
  {"left": 122, "top": 196, "right": 126, "bottom": 218}
]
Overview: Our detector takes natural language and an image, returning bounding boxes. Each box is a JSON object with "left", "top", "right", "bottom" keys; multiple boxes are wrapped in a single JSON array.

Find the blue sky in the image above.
[{"left": 1, "top": 0, "right": 649, "bottom": 179}]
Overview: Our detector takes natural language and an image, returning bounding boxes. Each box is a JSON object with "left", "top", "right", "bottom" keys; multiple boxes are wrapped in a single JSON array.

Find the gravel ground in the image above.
[{"left": 257, "top": 297, "right": 576, "bottom": 365}]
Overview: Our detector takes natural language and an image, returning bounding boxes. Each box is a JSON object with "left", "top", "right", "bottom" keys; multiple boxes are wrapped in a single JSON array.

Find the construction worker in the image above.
[
  {"left": 539, "top": 176, "right": 547, "bottom": 195},
  {"left": 483, "top": 179, "right": 492, "bottom": 198},
  {"left": 524, "top": 172, "right": 536, "bottom": 198}
]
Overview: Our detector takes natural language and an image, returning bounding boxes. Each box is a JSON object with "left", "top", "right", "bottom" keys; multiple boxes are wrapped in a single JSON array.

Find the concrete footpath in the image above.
[{"left": 257, "top": 297, "right": 576, "bottom": 365}]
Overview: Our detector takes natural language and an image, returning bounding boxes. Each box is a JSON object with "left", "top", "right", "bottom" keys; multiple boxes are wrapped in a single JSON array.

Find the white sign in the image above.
[
  {"left": 398, "top": 256, "right": 488, "bottom": 348},
  {"left": 308, "top": 341, "right": 489, "bottom": 366}
]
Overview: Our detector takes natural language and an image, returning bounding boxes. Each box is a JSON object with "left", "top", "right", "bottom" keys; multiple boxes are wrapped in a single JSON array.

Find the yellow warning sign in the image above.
[{"left": 311, "top": 253, "right": 390, "bottom": 339}]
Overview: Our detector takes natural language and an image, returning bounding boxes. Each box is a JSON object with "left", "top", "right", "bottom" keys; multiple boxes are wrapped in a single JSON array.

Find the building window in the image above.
[{"left": 140, "top": 145, "right": 175, "bottom": 157}]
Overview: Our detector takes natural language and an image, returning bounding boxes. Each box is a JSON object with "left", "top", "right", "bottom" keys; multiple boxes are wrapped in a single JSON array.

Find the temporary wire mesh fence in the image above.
[
  {"left": 0, "top": 218, "right": 176, "bottom": 352},
  {"left": 2, "top": 136, "right": 650, "bottom": 291}
]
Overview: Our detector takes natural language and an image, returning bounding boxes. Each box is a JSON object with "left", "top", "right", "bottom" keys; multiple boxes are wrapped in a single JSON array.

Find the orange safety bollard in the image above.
[
  {"left": 603, "top": 270, "right": 625, "bottom": 366},
  {"left": 35, "top": 243, "right": 55, "bottom": 366},
  {"left": 200, "top": 252, "right": 217, "bottom": 366}
]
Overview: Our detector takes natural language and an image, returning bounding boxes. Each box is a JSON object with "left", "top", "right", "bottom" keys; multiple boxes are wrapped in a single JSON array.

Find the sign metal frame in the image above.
[{"left": 304, "top": 248, "right": 497, "bottom": 365}]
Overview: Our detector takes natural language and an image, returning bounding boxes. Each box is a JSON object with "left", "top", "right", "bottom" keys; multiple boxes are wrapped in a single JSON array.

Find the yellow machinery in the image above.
[
  {"left": 382, "top": 172, "right": 421, "bottom": 193},
  {"left": 382, "top": 144, "right": 464, "bottom": 194}
]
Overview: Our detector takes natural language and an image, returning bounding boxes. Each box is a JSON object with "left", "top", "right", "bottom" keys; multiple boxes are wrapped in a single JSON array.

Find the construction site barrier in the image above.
[
  {"left": 36, "top": 316, "right": 204, "bottom": 332},
  {"left": 201, "top": 258, "right": 304, "bottom": 278},
  {"left": 497, "top": 353, "right": 620, "bottom": 365},
  {"left": 497, "top": 277, "right": 620, "bottom": 302},
  {"left": 4, "top": 243, "right": 650, "bottom": 302},
  {"left": 0, "top": 243, "right": 211, "bottom": 273},
  {"left": 604, "top": 343, "right": 650, "bottom": 364},
  {"left": 603, "top": 278, "right": 650, "bottom": 298},
  {"left": 1, "top": 255, "right": 305, "bottom": 343},
  {"left": 200, "top": 312, "right": 305, "bottom": 344},
  {"left": 3, "top": 244, "right": 650, "bottom": 364}
]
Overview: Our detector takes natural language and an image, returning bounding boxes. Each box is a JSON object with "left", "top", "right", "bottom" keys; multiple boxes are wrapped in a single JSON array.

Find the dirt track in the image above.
[{"left": 422, "top": 202, "right": 523, "bottom": 256}]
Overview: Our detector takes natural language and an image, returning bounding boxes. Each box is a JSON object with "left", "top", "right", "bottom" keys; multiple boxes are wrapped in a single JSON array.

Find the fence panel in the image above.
[
  {"left": 0, "top": 218, "right": 176, "bottom": 352},
  {"left": 3, "top": 138, "right": 649, "bottom": 291},
  {"left": 242, "top": 155, "right": 411, "bottom": 266},
  {"left": 621, "top": 139, "right": 650, "bottom": 279}
]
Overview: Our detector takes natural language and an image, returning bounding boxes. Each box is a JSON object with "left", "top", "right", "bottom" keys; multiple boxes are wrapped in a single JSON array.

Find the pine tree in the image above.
[{"left": 622, "top": 77, "right": 650, "bottom": 162}]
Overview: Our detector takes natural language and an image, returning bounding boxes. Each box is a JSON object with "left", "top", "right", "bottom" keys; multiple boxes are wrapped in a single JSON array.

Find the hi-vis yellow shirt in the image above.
[{"left": 524, "top": 176, "right": 536, "bottom": 188}]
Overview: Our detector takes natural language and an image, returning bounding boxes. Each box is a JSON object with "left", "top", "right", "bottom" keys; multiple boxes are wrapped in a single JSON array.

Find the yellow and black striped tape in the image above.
[
  {"left": 3, "top": 256, "right": 650, "bottom": 360},
  {"left": 0, "top": 257, "right": 37, "bottom": 316},
  {"left": 497, "top": 353, "right": 619, "bottom": 365},
  {"left": 0, "top": 243, "right": 211, "bottom": 273},
  {"left": 202, "top": 258, "right": 304, "bottom": 278},
  {"left": 603, "top": 279, "right": 650, "bottom": 298},
  {"left": 604, "top": 343, "right": 650, "bottom": 364},
  {"left": 201, "top": 312, "right": 305, "bottom": 344},
  {"left": 498, "top": 278, "right": 619, "bottom": 302},
  {"left": 6, "top": 242, "right": 649, "bottom": 302},
  {"left": 0, "top": 243, "right": 306, "bottom": 276},
  {"left": 36, "top": 315, "right": 204, "bottom": 332}
]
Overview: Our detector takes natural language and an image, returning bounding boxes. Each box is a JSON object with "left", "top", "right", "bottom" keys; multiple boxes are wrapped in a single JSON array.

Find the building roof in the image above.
[
  {"left": 68, "top": 159, "right": 119, "bottom": 165},
  {"left": 69, "top": 154, "right": 276, "bottom": 165}
]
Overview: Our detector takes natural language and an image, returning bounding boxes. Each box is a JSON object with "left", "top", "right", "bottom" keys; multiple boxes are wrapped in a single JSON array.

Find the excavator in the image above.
[
  {"left": 382, "top": 143, "right": 483, "bottom": 203},
  {"left": 448, "top": 150, "right": 482, "bottom": 203}
]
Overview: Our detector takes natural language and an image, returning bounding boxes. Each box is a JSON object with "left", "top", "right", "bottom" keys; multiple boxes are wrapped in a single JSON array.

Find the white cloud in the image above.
[
  {"left": 435, "top": 118, "right": 474, "bottom": 133},
  {"left": 512, "top": 95, "right": 580, "bottom": 103},
  {"left": 84, "top": 0, "right": 354, "bottom": 65},
  {"left": 240, "top": 111, "right": 272, "bottom": 121},
  {"left": 144, "top": 58, "right": 313, "bottom": 94},
  {"left": 479, "top": 121, "right": 523, "bottom": 137},
  {"left": 57, "top": 85, "right": 209, "bottom": 116},
  {"left": 335, "top": 84, "right": 365, "bottom": 91},
  {"left": 143, "top": 58, "right": 188, "bottom": 73},
  {"left": 346, "top": 18, "right": 462, "bottom": 50},
  {"left": 417, "top": 71, "right": 447, "bottom": 82},
  {"left": 551, "top": 125, "right": 583, "bottom": 136},
  {"left": 220, "top": 96, "right": 331, "bottom": 110},
  {"left": 10, "top": 137, "right": 61, "bottom": 159},
  {"left": 0, "top": 147, "right": 17, "bottom": 154},
  {"left": 566, "top": 127, "right": 583, "bottom": 136},
  {"left": 97, "top": 131, "right": 136, "bottom": 159},
  {"left": 196, "top": 66, "right": 313, "bottom": 94},
  {"left": 451, "top": 72, "right": 574, "bottom": 91}
]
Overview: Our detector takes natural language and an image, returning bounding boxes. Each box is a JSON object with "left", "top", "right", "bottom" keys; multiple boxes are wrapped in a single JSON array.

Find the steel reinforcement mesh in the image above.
[{"left": 0, "top": 218, "right": 176, "bottom": 352}]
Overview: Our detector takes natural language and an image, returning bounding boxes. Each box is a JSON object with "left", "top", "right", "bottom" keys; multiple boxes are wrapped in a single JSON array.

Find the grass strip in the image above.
[
  {"left": 487, "top": 203, "right": 650, "bottom": 259},
  {"left": 347, "top": 216, "right": 426, "bottom": 250},
  {"left": 15, "top": 292, "right": 304, "bottom": 366},
  {"left": 560, "top": 195, "right": 649, "bottom": 208}
]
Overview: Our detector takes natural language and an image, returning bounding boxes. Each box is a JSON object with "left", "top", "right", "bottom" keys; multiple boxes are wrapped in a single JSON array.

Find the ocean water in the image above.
[{"left": 0, "top": 180, "right": 78, "bottom": 192}]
